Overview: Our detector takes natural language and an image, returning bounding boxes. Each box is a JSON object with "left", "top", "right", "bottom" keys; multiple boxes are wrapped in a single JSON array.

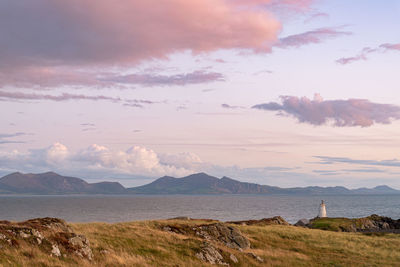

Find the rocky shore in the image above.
[{"left": 295, "top": 214, "right": 400, "bottom": 233}]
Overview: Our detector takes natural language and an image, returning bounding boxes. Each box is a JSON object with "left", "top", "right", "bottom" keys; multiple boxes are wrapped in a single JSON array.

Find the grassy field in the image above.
[{"left": 1, "top": 219, "right": 400, "bottom": 266}]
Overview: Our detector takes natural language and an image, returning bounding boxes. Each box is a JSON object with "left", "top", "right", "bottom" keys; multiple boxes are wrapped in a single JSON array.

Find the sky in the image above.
[{"left": 1, "top": 0, "right": 400, "bottom": 188}]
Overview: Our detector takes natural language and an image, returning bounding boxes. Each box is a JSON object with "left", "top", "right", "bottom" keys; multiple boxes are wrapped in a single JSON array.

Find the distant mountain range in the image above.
[
  {"left": 1, "top": 171, "right": 399, "bottom": 195},
  {"left": 0, "top": 172, "right": 126, "bottom": 194}
]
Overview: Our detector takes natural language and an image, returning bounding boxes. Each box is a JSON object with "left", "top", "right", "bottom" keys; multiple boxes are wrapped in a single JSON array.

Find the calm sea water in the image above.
[{"left": 1, "top": 194, "right": 400, "bottom": 224}]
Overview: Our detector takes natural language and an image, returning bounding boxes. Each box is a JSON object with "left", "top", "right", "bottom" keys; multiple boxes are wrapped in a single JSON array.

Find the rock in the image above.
[
  {"left": 248, "top": 252, "right": 264, "bottom": 263},
  {"left": 69, "top": 235, "right": 93, "bottom": 260},
  {"left": 0, "top": 218, "right": 92, "bottom": 260},
  {"left": 229, "top": 253, "right": 238, "bottom": 263},
  {"left": 32, "top": 229, "right": 43, "bottom": 244},
  {"left": 195, "top": 242, "right": 228, "bottom": 266},
  {"left": 19, "top": 231, "right": 30, "bottom": 239},
  {"left": 162, "top": 222, "right": 250, "bottom": 250},
  {"left": 32, "top": 229, "right": 44, "bottom": 239},
  {"left": 295, "top": 219, "right": 310, "bottom": 227},
  {"left": 381, "top": 222, "right": 390, "bottom": 230},
  {"left": 162, "top": 226, "right": 172, "bottom": 232},
  {"left": 51, "top": 244, "right": 61, "bottom": 257},
  {"left": 196, "top": 223, "right": 250, "bottom": 250}
]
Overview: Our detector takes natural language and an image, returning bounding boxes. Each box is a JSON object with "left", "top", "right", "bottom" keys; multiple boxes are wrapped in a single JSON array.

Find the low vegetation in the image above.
[{"left": 1, "top": 217, "right": 400, "bottom": 266}]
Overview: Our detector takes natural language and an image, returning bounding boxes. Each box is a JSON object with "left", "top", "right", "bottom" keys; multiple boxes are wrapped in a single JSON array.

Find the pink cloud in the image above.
[
  {"left": 0, "top": 90, "right": 156, "bottom": 108},
  {"left": 277, "top": 27, "right": 351, "bottom": 48},
  {"left": 0, "top": 91, "right": 122, "bottom": 103},
  {"left": 104, "top": 71, "right": 224, "bottom": 87},
  {"left": 221, "top": 104, "right": 245, "bottom": 109},
  {"left": 0, "top": 67, "right": 224, "bottom": 89},
  {"left": 336, "top": 43, "right": 400, "bottom": 65},
  {"left": 336, "top": 47, "right": 377, "bottom": 65},
  {"left": 252, "top": 94, "right": 400, "bottom": 127},
  {"left": 380, "top": 43, "right": 400, "bottom": 51},
  {"left": 0, "top": 0, "right": 287, "bottom": 88},
  {"left": 0, "top": 0, "right": 281, "bottom": 69},
  {"left": 304, "top": 12, "right": 329, "bottom": 23}
]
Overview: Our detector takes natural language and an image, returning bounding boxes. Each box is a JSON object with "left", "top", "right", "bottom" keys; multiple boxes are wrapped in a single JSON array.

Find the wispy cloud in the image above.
[
  {"left": 0, "top": 91, "right": 122, "bottom": 102},
  {"left": 380, "top": 43, "right": 400, "bottom": 51},
  {"left": 0, "top": 132, "right": 30, "bottom": 145},
  {"left": 313, "top": 167, "right": 387, "bottom": 175},
  {"left": 80, "top": 123, "right": 95, "bottom": 127},
  {"left": 314, "top": 156, "right": 400, "bottom": 168},
  {"left": 253, "top": 69, "right": 273, "bottom": 75},
  {"left": 336, "top": 47, "right": 377, "bottom": 65},
  {"left": 103, "top": 71, "right": 225, "bottom": 87},
  {"left": 336, "top": 42, "right": 400, "bottom": 65},
  {"left": 0, "top": 90, "right": 157, "bottom": 108},
  {"left": 277, "top": 27, "right": 351, "bottom": 48},
  {"left": 221, "top": 104, "right": 245, "bottom": 109},
  {"left": 252, "top": 94, "right": 400, "bottom": 127},
  {"left": 304, "top": 12, "right": 329, "bottom": 24}
]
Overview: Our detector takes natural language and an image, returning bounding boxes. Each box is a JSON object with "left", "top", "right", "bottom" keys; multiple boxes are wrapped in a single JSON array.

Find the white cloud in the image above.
[
  {"left": 159, "top": 152, "right": 203, "bottom": 170},
  {"left": 0, "top": 143, "right": 196, "bottom": 178}
]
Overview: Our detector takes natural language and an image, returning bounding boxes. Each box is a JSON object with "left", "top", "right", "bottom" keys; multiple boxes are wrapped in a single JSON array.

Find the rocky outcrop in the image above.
[
  {"left": 0, "top": 217, "right": 93, "bottom": 260},
  {"left": 307, "top": 214, "right": 400, "bottom": 233},
  {"left": 228, "top": 216, "right": 289, "bottom": 226},
  {"left": 162, "top": 222, "right": 261, "bottom": 265},
  {"left": 163, "top": 222, "right": 250, "bottom": 250},
  {"left": 195, "top": 223, "right": 251, "bottom": 250}
]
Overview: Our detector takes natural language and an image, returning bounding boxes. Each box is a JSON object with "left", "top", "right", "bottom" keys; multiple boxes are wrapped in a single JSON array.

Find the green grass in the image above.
[{"left": 309, "top": 217, "right": 356, "bottom": 231}]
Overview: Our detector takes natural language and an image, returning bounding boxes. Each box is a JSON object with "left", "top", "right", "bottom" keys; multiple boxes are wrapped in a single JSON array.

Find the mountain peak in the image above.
[{"left": 374, "top": 185, "right": 396, "bottom": 191}]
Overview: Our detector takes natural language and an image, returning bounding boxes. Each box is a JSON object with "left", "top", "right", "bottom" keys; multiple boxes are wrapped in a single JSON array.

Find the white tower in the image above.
[{"left": 318, "top": 200, "right": 327, "bottom": 218}]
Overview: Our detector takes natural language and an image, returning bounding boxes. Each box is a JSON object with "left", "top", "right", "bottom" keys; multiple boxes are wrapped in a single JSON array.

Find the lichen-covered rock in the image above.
[
  {"left": 195, "top": 242, "right": 228, "bottom": 266},
  {"left": 69, "top": 235, "right": 93, "bottom": 260},
  {"left": 0, "top": 218, "right": 92, "bottom": 260},
  {"left": 162, "top": 222, "right": 250, "bottom": 250},
  {"left": 51, "top": 243, "right": 61, "bottom": 257},
  {"left": 195, "top": 223, "right": 250, "bottom": 250}
]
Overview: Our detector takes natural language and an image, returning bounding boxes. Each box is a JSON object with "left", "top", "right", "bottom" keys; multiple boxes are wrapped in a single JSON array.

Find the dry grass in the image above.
[{"left": 2, "top": 219, "right": 400, "bottom": 266}]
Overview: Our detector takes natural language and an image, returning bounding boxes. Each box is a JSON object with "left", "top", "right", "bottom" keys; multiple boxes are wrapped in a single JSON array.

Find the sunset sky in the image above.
[{"left": 1, "top": 0, "right": 400, "bottom": 188}]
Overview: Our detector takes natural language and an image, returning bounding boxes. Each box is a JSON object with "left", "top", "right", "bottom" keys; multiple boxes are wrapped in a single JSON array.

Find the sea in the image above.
[{"left": 1, "top": 194, "right": 400, "bottom": 224}]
